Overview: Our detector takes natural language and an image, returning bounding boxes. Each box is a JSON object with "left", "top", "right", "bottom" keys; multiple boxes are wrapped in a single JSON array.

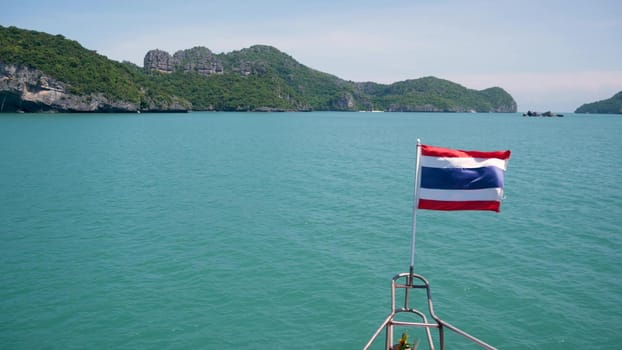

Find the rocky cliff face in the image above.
[
  {"left": 143, "top": 49, "right": 176, "bottom": 73},
  {"left": 144, "top": 47, "right": 224, "bottom": 76},
  {"left": 143, "top": 46, "right": 275, "bottom": 76},
  {"left": 173, "top": 47, "right": 224, "bottom": 75},
  {"left": 0, "top": 63, "right": 190, "bottom": 113},
  {"left": 0, "top": 63, "right": 136, "bottom": 112}
]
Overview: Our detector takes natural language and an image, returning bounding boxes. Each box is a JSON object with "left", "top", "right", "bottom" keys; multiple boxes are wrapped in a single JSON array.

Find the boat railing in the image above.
[{"left": 363, "top": 272, "right": 497, "bottom": 350}]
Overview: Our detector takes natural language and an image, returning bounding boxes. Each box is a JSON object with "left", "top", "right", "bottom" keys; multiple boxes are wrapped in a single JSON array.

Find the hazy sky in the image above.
[{"left": 3, "top": 0, "right": 621, "bottom": 112}]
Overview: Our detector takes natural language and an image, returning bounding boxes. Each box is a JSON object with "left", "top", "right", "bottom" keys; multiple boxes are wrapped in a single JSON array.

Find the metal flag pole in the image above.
[{"left": 409, "top": 139, "right": 423, "bottom": 286}]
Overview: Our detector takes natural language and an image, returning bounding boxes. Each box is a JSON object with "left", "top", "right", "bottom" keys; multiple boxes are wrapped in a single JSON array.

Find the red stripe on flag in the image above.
[
  {"left": 421, "top": 145, "right": 511, "bottom": 160},
  {"left": 418, "top": 199, "right": 501, "bottom": 212}
]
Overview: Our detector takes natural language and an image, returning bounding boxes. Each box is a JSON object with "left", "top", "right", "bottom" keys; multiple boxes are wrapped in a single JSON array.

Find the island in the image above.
[
  {"left": 1, "top": 25, "right": 517, "bottom": 114},
  {"left": 575, "top": 92, "right": 622, "bottom": 114}
]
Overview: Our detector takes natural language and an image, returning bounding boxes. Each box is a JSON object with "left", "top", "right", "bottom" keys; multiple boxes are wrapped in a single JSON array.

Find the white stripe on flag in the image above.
[
  {"left": 418, "top": 188, "right": 504, "bottom": 201},
  {"left": 420, "top": 156, "right": 508, "bottom": 170}
]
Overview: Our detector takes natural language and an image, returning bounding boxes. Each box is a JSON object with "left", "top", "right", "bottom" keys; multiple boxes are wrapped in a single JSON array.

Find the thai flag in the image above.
[{"left": 416, "top": 144, "right": 511, "bottom": 212}]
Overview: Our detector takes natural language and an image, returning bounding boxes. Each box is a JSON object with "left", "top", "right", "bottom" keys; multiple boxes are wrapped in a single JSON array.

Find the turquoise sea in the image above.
[{"left": 1, "top": 112, "right": 621, "bottom": 349}]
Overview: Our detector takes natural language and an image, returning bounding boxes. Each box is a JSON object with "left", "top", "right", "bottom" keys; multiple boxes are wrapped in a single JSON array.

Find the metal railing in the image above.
[{"left": 363, "top": 273, "right": 497, "bottom": 350}]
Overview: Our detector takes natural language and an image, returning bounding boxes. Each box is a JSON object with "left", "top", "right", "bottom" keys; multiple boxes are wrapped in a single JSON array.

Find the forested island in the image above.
[
  {"left": 0, "top": 26, "right": 517, "bottom": 113},
  {"left": 575, "top": 91, "right": 622, "bottom": 114}
]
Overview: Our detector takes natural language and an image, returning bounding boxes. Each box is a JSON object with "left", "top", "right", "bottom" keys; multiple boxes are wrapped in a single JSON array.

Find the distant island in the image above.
[
  {"left": 0, "top": 25, "right": 517, "bottom": 113},
  {"left": 575, "top": 91, "right": 622, "bottom": 114}
]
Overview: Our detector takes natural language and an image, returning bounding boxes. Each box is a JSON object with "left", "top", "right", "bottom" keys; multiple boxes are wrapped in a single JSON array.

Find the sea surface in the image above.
[{"left": 1, "top": 112, "right": 621, "bottom": 349}]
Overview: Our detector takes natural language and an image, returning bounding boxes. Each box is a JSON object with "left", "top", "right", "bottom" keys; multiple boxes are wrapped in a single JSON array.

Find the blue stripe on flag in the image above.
[{"left": 420, "top": 166, "right": 505, "bottom": 190}]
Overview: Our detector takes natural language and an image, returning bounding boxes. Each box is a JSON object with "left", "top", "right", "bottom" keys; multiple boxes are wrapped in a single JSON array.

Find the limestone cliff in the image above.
[
  {"left": 144, "top": 47, "right": 224, "bottom": 76},
  {"left": 173, "top": 47, "right": 224, "bottom": 75},
  {"left": 143, "top": 46, "right": 278, "bottom": 77},
  {"left": 143, "top": 49, "right": 176, "bottom": 73},
  {"left": 0, "top": 63, "right": 190, "bottom": 113},
  {"left": 1, "top": 64, "right": 135, "bottom": 112}
]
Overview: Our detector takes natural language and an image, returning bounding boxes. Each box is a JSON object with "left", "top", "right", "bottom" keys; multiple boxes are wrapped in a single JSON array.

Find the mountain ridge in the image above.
[{"left": 1, "top": 25, "right": 517, "bottom": 113}]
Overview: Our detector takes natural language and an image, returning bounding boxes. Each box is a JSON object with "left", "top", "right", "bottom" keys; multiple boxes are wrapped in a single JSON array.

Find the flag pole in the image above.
[{"left": 409, "top": 139, "right": 422, "bottom": 286}]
